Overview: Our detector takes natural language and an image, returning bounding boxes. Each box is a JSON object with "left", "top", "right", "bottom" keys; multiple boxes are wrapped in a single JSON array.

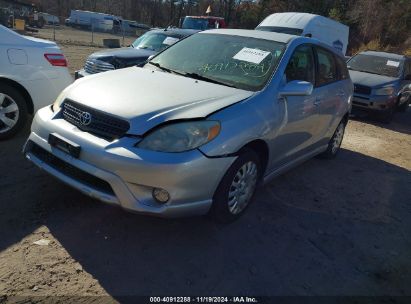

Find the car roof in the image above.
[
  {"left": 150, "top": 28, "right": 200, "bottom": 36},
  {"left": 360, "top": 50, "right": 406, "bottom": 60},
  {"left": 258, "top": 12, "right": 347, "bottom": 29},
  {"left": 200, "top": 28, "right": 296, "bottom": 43}
]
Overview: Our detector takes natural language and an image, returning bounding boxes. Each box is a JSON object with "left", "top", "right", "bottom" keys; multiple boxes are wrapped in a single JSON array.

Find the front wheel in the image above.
[
  {"left": 319, "top": 120, "right": 346, "bottom": 159},
  {"left": 210, "top": 149, "right": 261, "bottom": 223},
  {"left": 397, "top": 98, "right": 410, "bottom": 113},
  {"left": 0, "top": 84, "right": 28, "bottom": 140}
]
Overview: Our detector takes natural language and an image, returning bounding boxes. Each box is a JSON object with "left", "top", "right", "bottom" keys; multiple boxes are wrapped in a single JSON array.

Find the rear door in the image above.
[{"left": 313, "top": 46, "right": 346, "bottom": 143}]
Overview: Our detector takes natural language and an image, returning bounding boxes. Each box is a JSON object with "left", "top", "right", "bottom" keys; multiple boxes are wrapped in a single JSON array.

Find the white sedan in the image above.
[{"left": 0, "top": 25, "right": 73, "bottom": 139}]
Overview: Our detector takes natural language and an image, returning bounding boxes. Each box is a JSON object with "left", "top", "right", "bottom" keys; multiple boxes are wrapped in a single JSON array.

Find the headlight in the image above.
[
  {"left": 137, "top": 121, "right": 221, "bottom": 152},
  {"left": 51, "top": 91, "right": 67, "bottom": 112},
  {"left": 374, "top": 86, "right": 395, "bottom": 96}
]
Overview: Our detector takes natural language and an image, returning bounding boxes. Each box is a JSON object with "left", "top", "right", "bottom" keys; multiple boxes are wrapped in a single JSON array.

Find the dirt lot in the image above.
[{"left": 0, "top": 27, "right": 411, "bottom": 301}]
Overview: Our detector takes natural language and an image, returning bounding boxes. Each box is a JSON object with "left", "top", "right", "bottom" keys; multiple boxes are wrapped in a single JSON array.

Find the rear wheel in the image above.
[
  {"left": 210, "top": 149, "right": 261, "bottom": 223},
  {"left": 0, "top": 84, "right": 28, "bottom": 140},
  {"left": 319, "top": 120, "right": 346, "bottom": 159}
]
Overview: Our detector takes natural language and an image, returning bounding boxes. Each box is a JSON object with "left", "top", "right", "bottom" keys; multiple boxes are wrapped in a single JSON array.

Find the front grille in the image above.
[
  {"left": 84, "top": 58, "right": 115, "bottom": 74},
  {"left": 354, "top": 84, "right": 371, "bottom": 95},
  {"left": 62, "top": 100, "right": 130, "bottom": 141},
  {"left": 29, "top": 143, "right": 114, "bottom": 195}
]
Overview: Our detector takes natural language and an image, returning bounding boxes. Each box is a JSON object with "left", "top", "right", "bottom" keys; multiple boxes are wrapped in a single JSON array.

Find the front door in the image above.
[{"left": 268, "top": 44, "right": 321, "bottom": 169}]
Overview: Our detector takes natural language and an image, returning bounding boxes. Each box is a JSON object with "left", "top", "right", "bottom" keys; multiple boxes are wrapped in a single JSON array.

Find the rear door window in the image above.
[{"left": 315, "top": 47, "right": 338, "bottom": 86}]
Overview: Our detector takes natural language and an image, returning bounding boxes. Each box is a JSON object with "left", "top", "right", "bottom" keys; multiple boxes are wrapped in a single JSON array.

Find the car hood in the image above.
[
  {"left": 89, "top": 47, "right": 156, "bottom": 67},
  {"left": 66, "top": 67, "right": 254, "bottom": 135},
  {"left": 349, "top": 70, "right": 398, "bottom": 88}
]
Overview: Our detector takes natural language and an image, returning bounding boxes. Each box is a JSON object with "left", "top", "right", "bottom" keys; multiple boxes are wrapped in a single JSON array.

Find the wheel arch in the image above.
[
  {"left": 238, "top": 139, "right": 270, "bottom": 178},
  {"left": 342, "top": 111, "right": 349, "bottom": 125},
  {"left": 0, "top": 77, "right": 34, "bottom": 114}
]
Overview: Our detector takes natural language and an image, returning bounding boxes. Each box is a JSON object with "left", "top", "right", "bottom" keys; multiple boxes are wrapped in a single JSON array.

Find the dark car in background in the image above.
[
  {"left": 75, "top": 28, "right": 199, "bottom": 79},
  {"left": 348, "top": 51, "right": 411, "bottom": 122}
]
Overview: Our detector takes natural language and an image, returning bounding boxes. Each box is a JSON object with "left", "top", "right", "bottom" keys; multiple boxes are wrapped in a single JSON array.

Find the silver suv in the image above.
[
  {"left": 348, "top": 51, "right": 411, "bottom": 122},
  {"left": 24, "top": 29, "right": 352, "bottom": 222}
]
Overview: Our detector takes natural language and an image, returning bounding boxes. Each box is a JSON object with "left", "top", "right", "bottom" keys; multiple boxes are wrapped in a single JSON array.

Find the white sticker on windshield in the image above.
[
  {"left": 163, "top": 37, "right": 180, "bottom": 46},
  {"left": 386, "top": 60, "right": 400, "bottom": 67},
  {"left": 233, "top": 48, "right": 270, "bottom": 64}
]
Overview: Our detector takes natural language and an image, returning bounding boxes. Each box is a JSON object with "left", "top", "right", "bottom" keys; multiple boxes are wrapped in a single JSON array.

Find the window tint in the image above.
[
  {"left": 316, "top": 47, "right": 338, "bottom": 86},
  {"left": 285, "top": 45, "right": 315, "bottom": 84},
  {"left": 335, "top": 55, "right": 349, "bottom": 80}
]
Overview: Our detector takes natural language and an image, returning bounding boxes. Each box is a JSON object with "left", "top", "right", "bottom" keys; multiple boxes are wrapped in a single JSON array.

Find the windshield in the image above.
[
  {"left": 256, "top": 26, "right": 303, "bottom": 36},
  {"left": 347, "top": 54, "right": 402, "bottom": 78},
  {"left": 182, "top": 17, "right": 212, "bottom": 30},
  {"left": 132, "top": 32, "right": 181, "bottom": 51},
  {"left": 149, "top": 33, "right": 285, "bottom": 91}
]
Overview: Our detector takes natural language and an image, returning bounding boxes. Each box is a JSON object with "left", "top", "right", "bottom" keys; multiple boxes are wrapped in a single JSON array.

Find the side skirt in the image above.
[{"left": 262, "top": 145, "right": 328, "bottom": 185}]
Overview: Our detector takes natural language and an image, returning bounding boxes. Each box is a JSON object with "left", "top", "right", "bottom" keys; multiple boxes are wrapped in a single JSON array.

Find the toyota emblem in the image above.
[{"left": 79, "top": 112, "right": 92, "bottom": 126}]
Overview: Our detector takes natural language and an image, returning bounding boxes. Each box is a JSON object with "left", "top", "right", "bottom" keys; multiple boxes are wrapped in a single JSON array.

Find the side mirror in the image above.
[{"left": 279, "top": 80, "right": 313, "bottom": 97}]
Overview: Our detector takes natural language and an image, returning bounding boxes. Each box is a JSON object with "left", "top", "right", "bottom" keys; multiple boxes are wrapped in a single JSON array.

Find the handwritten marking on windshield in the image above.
[{"left": 198, "top": 61, "right": 271, "bottom": 78}]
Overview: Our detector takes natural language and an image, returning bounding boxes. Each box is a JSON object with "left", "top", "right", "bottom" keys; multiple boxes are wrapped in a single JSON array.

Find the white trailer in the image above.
[
  {"left": 67, "top": 10, "right": 115, "bottom": 32},
  {"left": 39, "top": 13, "right": 60, "bottom": 25},
  {"left": 256, "top": 12, "right": 349, "bottom": 55}
]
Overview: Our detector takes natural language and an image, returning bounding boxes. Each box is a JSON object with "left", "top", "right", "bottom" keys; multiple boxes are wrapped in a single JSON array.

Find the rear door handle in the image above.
[{"left": 336, "top": 91, "right": 346, "bottom": 97}]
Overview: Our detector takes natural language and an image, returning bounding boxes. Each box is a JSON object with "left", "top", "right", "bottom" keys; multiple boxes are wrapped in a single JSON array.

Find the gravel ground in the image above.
[{"left": 0, "top": 28, "right": 410, "bottom": 300}]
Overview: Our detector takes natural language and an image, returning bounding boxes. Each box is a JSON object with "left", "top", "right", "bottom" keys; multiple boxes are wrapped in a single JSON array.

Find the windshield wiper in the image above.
[
  {"left": 182, "top": 72, "right": 237, "bottom": 88},
  {"left": 349, "top": 68, "right": 382, "bottom": 76},
  {"left": 139, "top": 46, "right": 155, "bottom": 51},
  {"left": 148, "top": 62, "right": 175, "bottom": 73}
]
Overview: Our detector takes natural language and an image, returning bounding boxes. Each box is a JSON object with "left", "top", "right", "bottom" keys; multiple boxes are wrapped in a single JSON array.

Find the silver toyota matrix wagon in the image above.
[{"left": 24, "top": 29, "right": 353, "bottom": 222}]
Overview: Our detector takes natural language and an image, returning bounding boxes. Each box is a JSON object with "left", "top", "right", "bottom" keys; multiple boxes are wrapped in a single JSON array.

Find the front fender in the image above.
[{"left": 199, "top": 93, "right": 282, "bottom": 157}]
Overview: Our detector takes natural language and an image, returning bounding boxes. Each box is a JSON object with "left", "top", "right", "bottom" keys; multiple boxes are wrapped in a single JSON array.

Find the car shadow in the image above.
[
  {"left": 2, "top": 137, "right": 410, "bottom": 296},
  {"left": 350, "top": 105, "right": 411, "bottom": 135}
]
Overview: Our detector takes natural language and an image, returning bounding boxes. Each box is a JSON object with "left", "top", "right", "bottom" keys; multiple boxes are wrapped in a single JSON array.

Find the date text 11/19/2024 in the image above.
[{"left": 149, "top": 297, "right": 259, "bottom": 303}]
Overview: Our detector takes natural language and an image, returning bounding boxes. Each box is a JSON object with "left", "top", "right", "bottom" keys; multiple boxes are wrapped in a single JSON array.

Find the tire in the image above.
[
  {"left": 397, "top": 98, "right": 410, "bottom": 113},
  {"left": 318, "top": 120, "right": 346, "bottom": 159},
  {"left": 380, "top": 106, "right": 394, "bottom": 123},
  {"left": 210, "top": 148, "right": 261, "bottom": 223},
  {"left": 0, "top": 83, "right": 28, "bottom": 140}
]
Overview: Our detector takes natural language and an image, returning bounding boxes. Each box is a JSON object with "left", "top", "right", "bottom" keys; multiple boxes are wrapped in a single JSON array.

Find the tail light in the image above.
[{"left": 44, "top": 53, "right": 68, "bottom": 67}]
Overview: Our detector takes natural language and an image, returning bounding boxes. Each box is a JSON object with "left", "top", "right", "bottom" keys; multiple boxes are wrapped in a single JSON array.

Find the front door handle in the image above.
[
  {"left": 336, "top": 91, "right": 346, "bottom": 97},
  {"left": 313, "top": 97, "right": 322, "bottom": 106}
]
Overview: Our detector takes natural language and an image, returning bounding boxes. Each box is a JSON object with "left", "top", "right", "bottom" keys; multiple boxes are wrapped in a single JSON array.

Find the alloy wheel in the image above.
[
  {"left": 228, "top": 161, "right": 258, "bottom": 215},
  {"left": 0, "top": 93, "right": 19, "bottom": 134},
  {"left": 332, "top": 123, "right": 344, "bottom": 154}
]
